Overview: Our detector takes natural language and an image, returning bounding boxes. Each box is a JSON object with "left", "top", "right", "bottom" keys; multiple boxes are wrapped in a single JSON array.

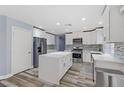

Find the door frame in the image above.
[{"left": 11, "top": 26, "right": 33, "bottom": 75}]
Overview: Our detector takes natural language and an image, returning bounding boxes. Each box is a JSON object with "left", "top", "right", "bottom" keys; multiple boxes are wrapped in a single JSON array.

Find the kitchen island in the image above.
[
  {"left": 39, "top": 52, "right": 72, "bottom": 85},
  {"left": 92, "top": 54, "right": 124, "bottom": 71},
  {"left": 92, "top": 54, "right": 124, "bottom": 86}
]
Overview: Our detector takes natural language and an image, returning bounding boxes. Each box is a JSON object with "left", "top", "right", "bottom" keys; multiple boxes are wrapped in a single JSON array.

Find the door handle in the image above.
[
  {"left": 28, "top": 51, "right": 31, "bottom": 54},
  {"left": 63, "top": 63, "right": 66, "bottom": 67}
]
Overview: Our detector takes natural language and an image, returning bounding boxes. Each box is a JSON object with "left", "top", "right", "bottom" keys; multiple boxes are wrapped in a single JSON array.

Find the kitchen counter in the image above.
[
  {"left": 90, "top": 51, "right": 103, "bottom": 54},
  {"left": 41, "top": 51, "right": 72, "bottom": 58},
  {"left": 92, "top": 54, "right": 124, "bottom": 64},
  {"left": 92, "top": 53, "right": 124, "bottom": 82}
]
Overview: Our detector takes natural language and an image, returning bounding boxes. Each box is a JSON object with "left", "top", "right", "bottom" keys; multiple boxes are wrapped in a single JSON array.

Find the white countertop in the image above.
[
  {"left": 40, "top": 51, "right": 72, "bottom": 58},
  {"left": 90, "top": 51, "right": 103, "bottom": 54},
  {"left": 92, "top": 54, "right": 124, "bottom": 64}
]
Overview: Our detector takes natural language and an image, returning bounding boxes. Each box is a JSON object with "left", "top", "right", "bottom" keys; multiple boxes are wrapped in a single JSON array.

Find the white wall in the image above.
[
  {"left": 33, "top": 28, "right": 55, "bottom": 45},
  {"left": 0, "top": 15, "right": 33, "bottom": 77},
  {"left": 0, "top": 16, "right": 7, "bottom": 76}
]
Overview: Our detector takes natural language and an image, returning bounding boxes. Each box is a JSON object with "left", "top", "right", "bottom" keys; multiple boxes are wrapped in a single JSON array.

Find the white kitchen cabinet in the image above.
[
  {"left": 102, "top": 6, "right": 124, "bottom": 42},
  {"left": 66, "top": 34, "right": 73, "bottom": 45},
  {"left": 102, "top": 6, "right": 110, "bottom": 42},
  {"left": 33, "top": 28, "right": 46, "bottom": 38},
  {"left": 109, "top": 6, "right": 124, "bottom": 42},
  {"left": 82, "top": 32, "right": 98, "bottom": 44},
  {"left": 82, "top": 32, "right": 87, "bottom": 44},
  {"left": 96, "top": 30, "right": 104, "bottom": 44},
  {"left": 66, "top": 31, "right": 82, "bottom": 45},
  {"left": 66, "top": 30, "right": 103, "bottom": 45},
  {"left": 83, "top": 50, "right": 91, "bottom": 62},
  {"left": 39, "top": 52, "right": 72, "bottom": 85}
]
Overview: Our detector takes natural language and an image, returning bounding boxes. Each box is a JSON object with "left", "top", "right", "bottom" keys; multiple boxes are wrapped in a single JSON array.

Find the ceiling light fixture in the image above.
[
  {"left": 56, "top": 22, "right": 61, "bottom": 26},
  {"left": 83, "top": 27, "right": 87, "bottom": 30},
  {"left": 81, "top": 18, "right": 86, "bottom": 21},
  {"left": 98, "top": 21, "right": 103, "bottom": 25},
  {"left": 65, "top": 29, "right": 69, "bottom": 31}
]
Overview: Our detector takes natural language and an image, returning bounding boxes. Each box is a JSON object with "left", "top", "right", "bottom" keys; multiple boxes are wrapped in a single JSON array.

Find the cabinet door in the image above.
[
  {"left": 83, "top": 50, "right": 91, "bottom": 62},
  {"left": 102, "top": 6, "right": 110, "bottom": 42},
  {"left": 33, "top": 28, "right": 46, "bottom": 38},
  {"left": 66, "top": 34, "right": 73, "bottom": 45},
  {"left": 83, "top": 32, "right": 97, "bottom": 44},
  {"left": 91, "top": 31, "right": 97, "bottom": 44},
  {"left": 102, "top": 6, "right": 124, "bottom": 42},
  {"left": 82, "top": 33, "right": 87, "bottom": 44},
  {"left": 109, "top": 6, "right": 123, "bottom": 42},
  {"left": 82, "top": 32, "right": 90, "bottom": 44},
  {"left": 96, "top": 30, "right": 104, "bottom": 44}
]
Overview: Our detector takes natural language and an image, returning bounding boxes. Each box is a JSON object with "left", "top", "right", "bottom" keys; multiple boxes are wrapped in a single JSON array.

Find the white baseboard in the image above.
[
  {"left": 0, "top": 66, "right": 34, "bottom": 80},
  {"left": 0, "top": 74, "right": 13, "bottom": 80}
]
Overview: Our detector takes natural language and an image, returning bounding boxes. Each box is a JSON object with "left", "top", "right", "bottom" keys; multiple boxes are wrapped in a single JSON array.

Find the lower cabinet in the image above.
[{"left": 83, "top": 50, "right": 91, "bottom": 62}]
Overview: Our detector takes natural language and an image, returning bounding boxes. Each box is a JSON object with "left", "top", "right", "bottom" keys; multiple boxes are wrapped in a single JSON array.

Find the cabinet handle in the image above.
[
  {"left": 70, "top": 58, "right": 72, "bottom": 62},
  {"left": 63, "top": 63, "right": 66, "bottom": 67},
  {"left": 104, "top": 37, "right": 106, "bottom": 41}
]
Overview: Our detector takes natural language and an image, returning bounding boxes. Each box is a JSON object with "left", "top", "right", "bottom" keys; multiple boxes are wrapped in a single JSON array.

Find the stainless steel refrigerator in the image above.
[{"left": 33, "top": 37, "right": 47, "bottom": 68}]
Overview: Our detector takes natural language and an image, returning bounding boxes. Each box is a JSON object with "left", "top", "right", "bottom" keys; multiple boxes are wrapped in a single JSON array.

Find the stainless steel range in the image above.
[{"left": 72, "top": 38, "right": 83, "bottom": 63}]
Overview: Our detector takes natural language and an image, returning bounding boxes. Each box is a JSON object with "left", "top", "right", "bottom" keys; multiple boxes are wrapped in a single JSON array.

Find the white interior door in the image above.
[{"left": 11, "top": 26, "right": 33, "bottom": 75}]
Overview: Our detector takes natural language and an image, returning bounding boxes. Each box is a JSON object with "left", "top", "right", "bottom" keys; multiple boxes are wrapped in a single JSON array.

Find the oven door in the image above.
[{"left": 72, "top": 53, "right": 81, "bottom": 58}]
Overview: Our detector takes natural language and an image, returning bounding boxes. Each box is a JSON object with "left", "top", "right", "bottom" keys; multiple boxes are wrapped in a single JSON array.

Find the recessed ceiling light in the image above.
[
  {"left": 83, "top": 27, "right": 87, "bottom": 30},
  {"left": 81, "top": 18, "right": 86, "bottom": 21},
  {"left": 56, "top": 22, "right": 61, "bottom": 26},
  {"left": 64, "top": 24, "right": 72, "bottom": 26},
  {"left": 98, "top": 21, "right": 103, "bottom": 25},
  {"left": 65, "top": 29, "right": 69, "bottom": 31}
]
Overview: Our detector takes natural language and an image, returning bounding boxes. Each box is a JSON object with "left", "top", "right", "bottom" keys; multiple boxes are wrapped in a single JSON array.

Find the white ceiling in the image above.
[{"left": 0, "top": 5, "right": 104, "bottom": 34}]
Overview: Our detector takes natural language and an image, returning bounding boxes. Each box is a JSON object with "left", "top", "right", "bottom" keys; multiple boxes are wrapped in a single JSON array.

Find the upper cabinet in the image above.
[
  {"left": 33, "top": 28, "right": 46, "bottom": 38},
  {"left": 102, "top": 6, "right": 110, "bottom": 42},
  {"left": 33, "top": 28, "right": 55, "bottom": 45},
  {"left": 82, "top": 31, "right": 103, "bottom": 44},
  {"left": 65, "top": 34, "right": 73, "bottom": 45},
  {"left": 102, "top": 6, "right": 124, "bottom": 42},
  {"left": 65, "top": 30, "right": 103, "bottom": 45},
  {"left": 109, "top": 6, "right": 124, "bottom": 42}
]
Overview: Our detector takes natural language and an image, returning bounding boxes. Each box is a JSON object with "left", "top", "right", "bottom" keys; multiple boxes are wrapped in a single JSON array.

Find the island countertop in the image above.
[
  {"left": 91, "top": 53, "right": 124, "bottom": 82},
  {"left": 40, "top": 51, "right": 72, "bottom": 58},
  {"left": 92, "top": 54, "right": 124, "bottom": 64}
]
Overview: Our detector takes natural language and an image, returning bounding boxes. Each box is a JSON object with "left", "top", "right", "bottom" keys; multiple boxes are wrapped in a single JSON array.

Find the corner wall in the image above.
[
  {"left": 0, "top": 15, "right": 7, "bottom": 76},
  {"left": 0, "top": 15, "right": 33, "bottom": 76}
]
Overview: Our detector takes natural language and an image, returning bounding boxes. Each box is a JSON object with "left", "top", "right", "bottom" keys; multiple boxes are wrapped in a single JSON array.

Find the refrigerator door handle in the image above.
[{"left": 28, "top": 51, "right": 31, "bottom": 54}]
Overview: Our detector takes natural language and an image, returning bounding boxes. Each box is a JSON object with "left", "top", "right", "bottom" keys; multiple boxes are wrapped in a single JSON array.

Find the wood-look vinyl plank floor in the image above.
[
  {"left": 15, "top": 74, "right": 44, "bottom": 87},
  {"left": 0, "top": 63, "right": 95, "bottom": 87},
  {"left": 0, "top": 82, "right": 6, "bottom": 87}
]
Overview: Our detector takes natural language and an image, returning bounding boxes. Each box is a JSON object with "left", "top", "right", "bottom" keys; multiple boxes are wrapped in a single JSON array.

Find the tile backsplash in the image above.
[
  {"left": 47, "top": 45, "right": 56, "bottom": 50},
  {"left": 83, "top": 44, "right": 103, "bottom": 51},
  {"left": 103, "top": 42, "right": 124, "bottom": 59},
  {"left": 66, "top": 44, "right": 103, "bottom": 51}
]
